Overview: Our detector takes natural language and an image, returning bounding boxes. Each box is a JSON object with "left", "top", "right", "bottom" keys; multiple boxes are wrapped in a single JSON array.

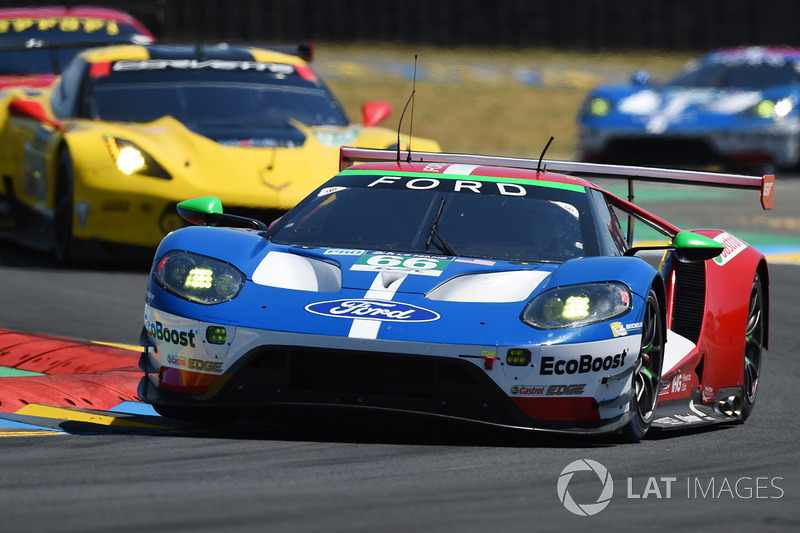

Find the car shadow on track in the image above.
[
  {"left": 60, "top": 409, "right": 636, "bottom": 448},
  {"left": 0, "top": 241, "right": 152, "bottom": 272}
]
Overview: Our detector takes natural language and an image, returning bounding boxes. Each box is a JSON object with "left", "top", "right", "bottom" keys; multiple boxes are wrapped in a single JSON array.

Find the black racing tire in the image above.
[
  {"left": 741, "top": 272, "right": 765, "bottom": 422},
  {"left": 53, "top": 149, "right": 74, "bottom": 264},
  {"left": 622, "top": 288, "right": 664, "bottom": 443}
]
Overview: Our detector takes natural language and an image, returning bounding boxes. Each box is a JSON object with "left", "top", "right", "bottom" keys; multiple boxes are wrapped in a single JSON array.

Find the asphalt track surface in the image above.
[{"left": 1, "top": 179, "right": 800, "bottom": 532}]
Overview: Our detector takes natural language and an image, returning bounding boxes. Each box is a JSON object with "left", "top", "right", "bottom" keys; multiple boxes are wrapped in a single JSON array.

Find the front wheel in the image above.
[
  {"left": 741, "top": 272, "right": 765, "bottom": 422},
  {"left": 622, "top": 289, "right": 664, "bottom": 443}
]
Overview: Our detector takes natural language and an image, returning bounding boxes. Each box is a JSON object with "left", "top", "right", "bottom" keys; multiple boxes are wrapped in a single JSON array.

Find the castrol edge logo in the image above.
[{"left": 713, "top": 232, "right": 747, "bottom": 266}]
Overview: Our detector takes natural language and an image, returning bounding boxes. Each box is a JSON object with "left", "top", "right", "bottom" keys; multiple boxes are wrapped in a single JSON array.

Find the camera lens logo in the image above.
[{"left": 557, "top": 459, "right": 614, "bottom": 516}]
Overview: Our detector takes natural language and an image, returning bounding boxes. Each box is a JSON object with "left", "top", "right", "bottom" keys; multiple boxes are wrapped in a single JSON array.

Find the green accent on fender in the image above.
[
  {"left": 641, "top": 367, "right": 654, "bottom": 380},
  {"left": 339, "top": 168, "right": 587, "bottom": 193},
  {"left": 745, "top": 357, "right": 752, "bottom": 365}
]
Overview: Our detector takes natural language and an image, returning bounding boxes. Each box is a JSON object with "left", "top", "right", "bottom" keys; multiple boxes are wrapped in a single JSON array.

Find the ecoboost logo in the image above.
[{"left": 557, "top": 459, "right": 614, "bottom": 516}]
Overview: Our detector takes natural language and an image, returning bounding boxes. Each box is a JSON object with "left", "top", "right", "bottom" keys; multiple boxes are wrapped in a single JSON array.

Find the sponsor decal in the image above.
[
  {"left": 713, "top": 232, "right": 747, "bottom": 266},
  {"left": 610, "top": 321, "right": 627, "bottom": 337},
  {"left": 305, "top": 299, "right": 440, "bottom": 322},
  {"left": 511, "top": 384, "right": 586, "bottom": 396},
  {"left": 511, "top": 385, "right": 546, "bottom": 396},
  {"left": 540, "top": 352, "right": 627, "bottom": 375},
  {"left": 112, "top": 60, "right": 295, "bottom": 74},
  {"left": 552, "top": 201, "right": 580, "bottom": 219},
  {"left": 218, "top": 138, "right": 290, "bottom": 148},
  {"left": 324, "top": 248, "right": 365, "bottom": 256},
  {"left": 314, "top": 129, "right": 357, "bottom": 147},
  {"left": 454, "top": 257, "right": 496, "bottom": 266},
  {"left": 702, "top": 385, "right": 715, "bottom": 402},
  {"left": 363, "top": 174, "right": 585, "bottom": 195},
  {"left": 167, "top": 355, "right": 223, "bottom": 374},
  {"left": 351, "top": 253, "right": 451, "bottom": 276},
  {"left": 318, "top": 186, "right": 348, "bottom": 197},
  {"left": 669, "top": 372, "right": 691, "bottom": 394},
  {"left": 0, "top": 17, "right": 121, "bottom": 35},
  {"left": 146, "top": 320, "right": 196, "bottom": 347},
  {"left": 654, "top": 412, "right": 713, "bottom": 426}
]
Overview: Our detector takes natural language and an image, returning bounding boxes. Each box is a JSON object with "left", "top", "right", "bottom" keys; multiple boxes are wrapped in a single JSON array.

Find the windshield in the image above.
[
  {"left": 669, "top": 58, "right": 800, "bottom": 89},
  {"left": 268, "top": 171, "right": 598, "bottom": 263},
  {"left": 87, "top": 61, "right": 350, "bottom": 138},
  {"left": 0, "top": 18, "right": 150, "bottom": 74}
]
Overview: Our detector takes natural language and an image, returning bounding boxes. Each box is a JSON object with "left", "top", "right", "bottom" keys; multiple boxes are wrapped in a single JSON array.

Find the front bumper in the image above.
[
  {"left": 579, "top": 123, "right": 800, "bottom": 168},
  {"left": 139, "top": 307, "right": 642, "bottom": 434}
]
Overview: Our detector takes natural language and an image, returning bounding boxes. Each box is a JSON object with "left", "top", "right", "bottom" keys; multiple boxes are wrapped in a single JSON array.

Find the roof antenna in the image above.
[
  {"left": 537, "top": 136, "right": 554, "bottom": 173},
  {"left": 396, "top": 54, "right": 418, "bottom": 163}
]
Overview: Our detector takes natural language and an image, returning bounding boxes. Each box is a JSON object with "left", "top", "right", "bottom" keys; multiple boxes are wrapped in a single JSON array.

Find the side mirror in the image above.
[
  {"left": 624, "top": 231, "right": 723, "bottom": 262},
  {"left": 9, "top": 99, "right": 63, "bottom": 130},
  {"left": 177, "top": 197, "right": 269, "bottom": 231},
  {"left": 672, "top": 231, "right": 724, "bottom": 262},
  {"left": 361, "top": 100, "right": 392, "bottom": 127}
]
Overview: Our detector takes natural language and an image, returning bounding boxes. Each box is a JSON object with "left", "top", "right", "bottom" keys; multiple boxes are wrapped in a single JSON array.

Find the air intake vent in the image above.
[{"left": 671, "top": 261, "right": 706, "bottom": 343}]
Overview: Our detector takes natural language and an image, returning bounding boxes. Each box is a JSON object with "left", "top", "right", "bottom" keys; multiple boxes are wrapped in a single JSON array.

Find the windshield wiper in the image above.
[{"left": 425, "top": 197, "right": 457, "bottom": 256}]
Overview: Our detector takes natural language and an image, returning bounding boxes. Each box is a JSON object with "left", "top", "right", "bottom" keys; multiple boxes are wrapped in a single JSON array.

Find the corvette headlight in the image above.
[
  {"left": 522, "top": 282, "right": 632, "bottom": 330},
  {"left": 153, "top": 251, "right": 245, "bottom": 305},
  {"left": 105, "top": 136, "right": 171, "bottom": 179},
  {"left": 587, "top": 97, "right": 612, "bottom": 117}
]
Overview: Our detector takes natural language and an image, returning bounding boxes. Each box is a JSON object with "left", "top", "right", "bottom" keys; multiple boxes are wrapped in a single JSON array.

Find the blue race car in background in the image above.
[
  {"left": 138, "top": 147, "right": 773, "bottom": 443},
  {"left": 578, "top": 47, "right": 800, "bottom": 171}
]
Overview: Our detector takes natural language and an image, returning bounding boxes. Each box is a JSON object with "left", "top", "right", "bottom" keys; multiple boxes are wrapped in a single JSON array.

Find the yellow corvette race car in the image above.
[{"left": 0, "top": 42, "right": 440, "bottom": 262}]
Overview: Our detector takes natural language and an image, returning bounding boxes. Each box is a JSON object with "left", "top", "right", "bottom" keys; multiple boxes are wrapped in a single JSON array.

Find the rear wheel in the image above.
[
  {"left": 53, "top": 150, "right": 74, "bottom": 264},
  {"left": 622, "top": 289, "right": 664, "bottom": 443},
  {"left": 741, "top": 272, "right": 764, "bottom": 422}
]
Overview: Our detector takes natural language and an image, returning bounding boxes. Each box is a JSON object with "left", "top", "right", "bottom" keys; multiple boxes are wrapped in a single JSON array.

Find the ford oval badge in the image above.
[{"left": 305, "top": 299, "right": 440, "bottom": 322}]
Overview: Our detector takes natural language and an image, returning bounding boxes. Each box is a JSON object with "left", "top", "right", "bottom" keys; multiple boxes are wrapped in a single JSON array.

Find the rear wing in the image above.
[{"left": 339, "top": 147, "right": 775, "bottom": 210}]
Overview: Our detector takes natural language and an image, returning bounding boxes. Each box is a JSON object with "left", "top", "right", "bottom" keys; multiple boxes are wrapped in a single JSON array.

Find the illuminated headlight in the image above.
[
  {"left": 587, "top": 97, "right": 612, "bottom": 117},
  {"left": 522, "top": 282, "right": 632, "bottom": 329},
  {"left": 105, "top": 136, "right": 171, "bottom": 179},
  {"left": 751, "top": 97, "right": 794, "bottom": 119},
  {"left": 153, "top": 251, "right": 245, "bottom": 305}
]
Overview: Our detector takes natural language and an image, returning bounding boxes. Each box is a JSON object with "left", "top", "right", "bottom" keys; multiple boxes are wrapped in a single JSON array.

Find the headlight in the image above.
[
  {"left": 522, "top": 282, "right": 632, "bottom": 329},
  {"left": 105, "top": 136, "right": 171, "bottom": 179},
  {"left": 153, "top": 250, "right": 245, "bottom": 305},
  {"left": 749, "top": 97, "right": 793, "bottom": 119},
  {"left": 587, "top": 97, "right": 612, "bottom": 117}
]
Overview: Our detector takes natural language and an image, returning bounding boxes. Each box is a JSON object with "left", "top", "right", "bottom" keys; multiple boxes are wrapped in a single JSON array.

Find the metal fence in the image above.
[{"left": 4, "top": 0, "right": 800, "bottom": 51}]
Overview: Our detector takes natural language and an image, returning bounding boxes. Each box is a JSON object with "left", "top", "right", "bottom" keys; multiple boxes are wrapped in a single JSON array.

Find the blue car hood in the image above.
[{"left": 585, "top": 84, "right": 792, "bottom": 132}]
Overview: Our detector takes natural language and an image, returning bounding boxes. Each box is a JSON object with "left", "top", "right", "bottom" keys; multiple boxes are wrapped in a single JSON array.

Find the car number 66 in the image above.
[{"left": 367, "top": 255, "right": 440, "bottom": 270}]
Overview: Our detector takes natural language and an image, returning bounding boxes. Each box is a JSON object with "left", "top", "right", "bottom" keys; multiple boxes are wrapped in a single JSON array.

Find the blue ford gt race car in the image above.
[
  {"left": 138, "top": 147, "right": 774, "bottom": 442},
  {"left": 578, "top": 46, "right": 800, "bottom": 171}
]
